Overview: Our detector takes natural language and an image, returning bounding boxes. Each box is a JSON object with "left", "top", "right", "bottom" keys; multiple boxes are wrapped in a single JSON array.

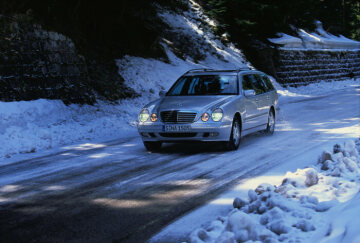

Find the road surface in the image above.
[{"left": 0, "top": 86, "right": 359, "bottom": 242}]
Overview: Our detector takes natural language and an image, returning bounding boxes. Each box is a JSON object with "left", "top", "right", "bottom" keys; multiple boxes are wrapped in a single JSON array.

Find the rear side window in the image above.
[
  {"left": 253, "top": 75, "right": 268, "bottom": 94},
  {"left": 244, "top": 74, "right": 266, "bottom": 95},
  {"left": 261, "top": 75, "right": 275, "bottom": 91}
]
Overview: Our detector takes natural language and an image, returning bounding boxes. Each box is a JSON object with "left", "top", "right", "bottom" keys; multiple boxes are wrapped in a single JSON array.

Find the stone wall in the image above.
[
  {"left": 0, "top": 15, "right": 135, "bottom": 104},
  {"left": 275, "top": 49, "right": 360, "bottom": 86},
  {"left": 0, "top": 15, "right": 97, "bottom": 104}
]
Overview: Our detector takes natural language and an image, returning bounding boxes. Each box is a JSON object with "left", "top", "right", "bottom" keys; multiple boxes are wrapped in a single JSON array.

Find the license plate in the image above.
[{"left": 163, "top": 125, "right": 191, "bottom": 132}]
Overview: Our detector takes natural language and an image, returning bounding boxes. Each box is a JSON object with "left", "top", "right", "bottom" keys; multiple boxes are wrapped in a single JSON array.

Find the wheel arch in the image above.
[
  {"left": 270, "top": 106, "right": 275, "bottom": 118},
  {"left": 234, "top": 112, "right": 242, "bottom": 130}
]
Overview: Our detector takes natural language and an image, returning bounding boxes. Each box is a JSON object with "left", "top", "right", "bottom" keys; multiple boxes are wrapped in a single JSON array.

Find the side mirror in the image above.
[
  {"left": 159, "top": 90, "right": 166, "bottom": 97},
  {"left": 244, "top": 90, "right": 256, "bottom": 97}
]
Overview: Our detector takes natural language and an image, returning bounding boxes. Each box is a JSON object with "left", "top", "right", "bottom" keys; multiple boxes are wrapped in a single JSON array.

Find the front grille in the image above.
[
  {"left": 160, "top": 111, "right": 197, "bottom": 123},
  {"left": 161, "top": 111, "right": 177, "bottom": 123},
  {"left": 159, "top": 133, "right": 197, "bottom": 138}
]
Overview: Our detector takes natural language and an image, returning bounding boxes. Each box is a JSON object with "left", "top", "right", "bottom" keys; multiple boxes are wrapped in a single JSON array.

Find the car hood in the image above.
[{"left": 156, "top": 95, "right": 235, "bottom": 113}]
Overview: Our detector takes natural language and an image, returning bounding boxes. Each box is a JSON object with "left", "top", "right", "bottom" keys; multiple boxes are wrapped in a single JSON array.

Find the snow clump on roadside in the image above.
[{"left": 189, "top": 139, "right": 360, "bottom": 243}]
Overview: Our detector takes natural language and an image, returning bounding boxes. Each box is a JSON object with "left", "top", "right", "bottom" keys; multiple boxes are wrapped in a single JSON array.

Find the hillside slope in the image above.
[{"left": 0, "top": 1, "right": 249, "bottom": 160}]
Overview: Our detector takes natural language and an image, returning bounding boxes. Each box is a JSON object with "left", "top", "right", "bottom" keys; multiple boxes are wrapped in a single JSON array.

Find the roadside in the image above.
[
  {"left": 1, "top": 78, "right": 358, "bottom": 163},
  {"left": 0, "top": 85, "right": 358, "bottom": 243},
  {"left": 151, "top": 85, "right": 360, "bottom": 242},
  {"left": 187, "top": 139, "right": 360, "bottom": 243}
]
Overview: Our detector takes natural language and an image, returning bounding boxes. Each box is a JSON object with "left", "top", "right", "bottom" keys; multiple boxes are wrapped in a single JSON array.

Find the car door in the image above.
[
  {"left": 241, "top": 74, "right": 262, "bottom": 130},
  {"left": 261, "top": 74, "right": 277, "bottom": 108},
  {"left": 253, "top": 74, "right": 271, "bottom": 125}
]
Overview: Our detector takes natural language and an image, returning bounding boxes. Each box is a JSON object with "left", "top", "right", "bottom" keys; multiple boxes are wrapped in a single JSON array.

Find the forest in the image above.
[
  {"left": 0, "top": 0, "right": 359, "bottom": 103},
  {"left": 1, "top": 0, "right": 359, "bottom": 57},
  {"left": 200, "top": 0, "right": 360, "bottom": 44}
]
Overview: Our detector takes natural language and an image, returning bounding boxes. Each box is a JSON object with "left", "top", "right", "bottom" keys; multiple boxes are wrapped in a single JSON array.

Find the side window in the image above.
[
  {"left": 246, "top": 74, "right": 265, "bottom": 95},
  {"left": 261, "top": 75, "right": 275, "bottom": 91},
  {"left": 242, "top": 75, "right": 253, "bottom": 91},
  {"left": 253, "top": 75, "right": 268, "bottom": 94}
]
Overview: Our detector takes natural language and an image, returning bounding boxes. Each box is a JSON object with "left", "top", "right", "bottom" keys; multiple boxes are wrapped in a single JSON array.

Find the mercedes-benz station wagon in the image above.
[{"left": 137, "top": 68, "right": 278, "bottom": 151}]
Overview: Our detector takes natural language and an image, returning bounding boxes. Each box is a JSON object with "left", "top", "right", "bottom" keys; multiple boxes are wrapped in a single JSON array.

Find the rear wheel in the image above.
[
  {"left": 223, "top": 117, "right": 241, "bottom": 150},
  {"left": 265, "top": 109, "right": 275, "bottom": 135},
  {"left": 143, "top": 141, "right": 162, "bottom": 152}
]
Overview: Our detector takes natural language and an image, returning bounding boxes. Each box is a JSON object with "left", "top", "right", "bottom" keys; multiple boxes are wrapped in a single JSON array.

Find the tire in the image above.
[
  {"left": 224, "top": 117, "right": 241, "bottom": 150},
  {"left": 265, "top": 109, "right": 275, "bottom": 135},
  {"left": 143, "top": 141, "right": 162, "bottom": 152}
]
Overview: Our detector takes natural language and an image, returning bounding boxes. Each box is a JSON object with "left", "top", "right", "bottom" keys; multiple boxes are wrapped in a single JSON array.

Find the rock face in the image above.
[
  {"left": 0, "top": 15, "right": 135, "bottom": 104},
  {"left": 275, "top": 49, "right": 360, "bottom": 85},
  {"left": 0, "top": 15, "right": 97, "bottom": 104},
  {"left": 266, "top": 23, "right": 360, "bottom": 86}
]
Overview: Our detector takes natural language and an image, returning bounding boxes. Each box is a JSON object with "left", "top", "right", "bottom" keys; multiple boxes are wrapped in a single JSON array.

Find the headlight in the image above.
[
  {"left": 139, "top": 109, "right": 149, "bottom": 122},
  {"left": 150, "top": 113, "right": 157, "bottom": 122},
  {"left": 211, "top": 108, "right": 223, "bottom": 122},
  {"left": 201, "top": 112, "right": 210, "bottom": 122}
]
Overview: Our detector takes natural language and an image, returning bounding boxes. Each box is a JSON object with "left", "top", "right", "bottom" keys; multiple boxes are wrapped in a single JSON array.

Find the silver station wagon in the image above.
[{"left": 138, "top": 68, "right": 278, "bottom": 151}]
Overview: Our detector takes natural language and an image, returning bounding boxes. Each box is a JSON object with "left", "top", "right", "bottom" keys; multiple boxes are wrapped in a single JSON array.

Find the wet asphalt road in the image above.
[{"left": 0, "top": 87, "right": 359, "bottom": 242}]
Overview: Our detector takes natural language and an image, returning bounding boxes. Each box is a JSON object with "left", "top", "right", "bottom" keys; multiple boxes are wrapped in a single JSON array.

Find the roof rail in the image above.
[
  {"left": 236, "top": 67, "right": 252, "bottom": 71},
  {"left": 185, "top": 67, "right": 253, "bottom": 74},
  {"left": 185, "top": 68, "right": 215, "bottom": 74}
]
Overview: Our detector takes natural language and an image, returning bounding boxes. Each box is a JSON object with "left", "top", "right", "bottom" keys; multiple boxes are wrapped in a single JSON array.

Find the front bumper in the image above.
[{"left": 138, "top": 120, "right": 232, "bottom": 142}]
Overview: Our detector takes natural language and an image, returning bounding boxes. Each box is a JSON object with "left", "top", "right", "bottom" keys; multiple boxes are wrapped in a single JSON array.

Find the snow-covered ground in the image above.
[
  {"left": 1, "top": 0, "right": 359, "bottom": 162},
  {"left": 184, "top": 140, "right": 360, "bottom": 243},
  {"left": 149, "top": 81, "right": 360, "bottom": 242},
  {"left": 151, "top": 108, "right": 360, "bottom": 243},
  {"left": 0, "top": 83, "right": 358, "bottom": 242},
  {"left": 1, "top": 76, "right": 357, "bottom": 161},
  {"left": 0, "top": 0, "right": 247, "bottom": 161},
  {"left": 268, "top": 21, "right": 360, "bottom": 49},
  {"left": 0, "top": 1, "right": 359, "bottom": 242}
]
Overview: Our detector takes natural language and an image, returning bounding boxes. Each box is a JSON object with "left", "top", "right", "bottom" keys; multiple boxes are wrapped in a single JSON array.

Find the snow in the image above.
[
  {"left": 0, "top": 0, "right": 248, "bottom": 161},
  {"left": 272, "top": 78, "right": 360, "bottom": 104},
  {"left": 269, "top": 21, "right": 360, "bottom": 50},
  {"left": 318, "top": 192, "right": 360, "bottom": 243},
  {"left": 268, "top": 33, "right": 303, "bottom": 48},
  {"left": 0, "top": 98, "right": 139, "bottom": 160},
  {"left": 1, "top": 0, "right": 358, "bottom": 162},
  {"left": 0, "top": 77, "right": 356, "bottom": 161},
  {"left": 162, "top": 139, "right": 360, "bottom": 243},
  {"left": 0, "top": 1, "right": 359, "bottom": 242},
  {"left": 117, "top": 0, "right": 249, "bottom": 107}
]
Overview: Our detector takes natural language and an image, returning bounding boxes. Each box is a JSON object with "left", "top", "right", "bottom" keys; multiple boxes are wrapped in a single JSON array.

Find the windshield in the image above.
[{"left": 167, "top": 75, "right": 238, "bottom": 96}]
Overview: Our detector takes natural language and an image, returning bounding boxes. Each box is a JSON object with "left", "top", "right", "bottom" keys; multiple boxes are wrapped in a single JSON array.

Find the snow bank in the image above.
[
  {"left": 0, "top": 0, "right": 249, "bottom": 161},
  {"left": 0, "top": 1, "right": 358, "bottom": 162},
  {"left": 269, "top": 21, "right": 360, "bottom": 50},
  {"left": 0, "top": 99, "right": 139, "bottom": 160},
  {"left": 190, "top": 139, "right": 360, "bottom": 242},
  {"left": 318, "top": 191, "right": 360, "bottom": 243},
  {"left": 268, "top": 33, "right": 303, "bottom": 49},
  {"left": 117, "top": 0, "right": 249, "bottom": 107},
  {"left": 271, "top": 77, "right": 360, "bottom": 104}
]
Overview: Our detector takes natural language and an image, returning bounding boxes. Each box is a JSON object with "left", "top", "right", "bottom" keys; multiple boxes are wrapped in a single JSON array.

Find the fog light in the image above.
[
  {"left": 209, "top": 132, "right": 219, "bottom": 137},
  {"left": 201, "top": 112, "right": 210, "bottom": 122},
  {"left": 141, "top": 132, "right": 151, "bottom": 138},
  {"left": 150, "top": 113, "right": 157, "bottom": 122}
]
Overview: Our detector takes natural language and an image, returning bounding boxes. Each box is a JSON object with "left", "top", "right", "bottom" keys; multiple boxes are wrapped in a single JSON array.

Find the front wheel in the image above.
[
  {"left": 265, "top": 109, "right": 275, "bottom": 135},
  {"left": 143, "top": 141, "right": 162, "bottom": 152},
  {"left": 223, "top": 117, "right": 241, "bottom": 150}
]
